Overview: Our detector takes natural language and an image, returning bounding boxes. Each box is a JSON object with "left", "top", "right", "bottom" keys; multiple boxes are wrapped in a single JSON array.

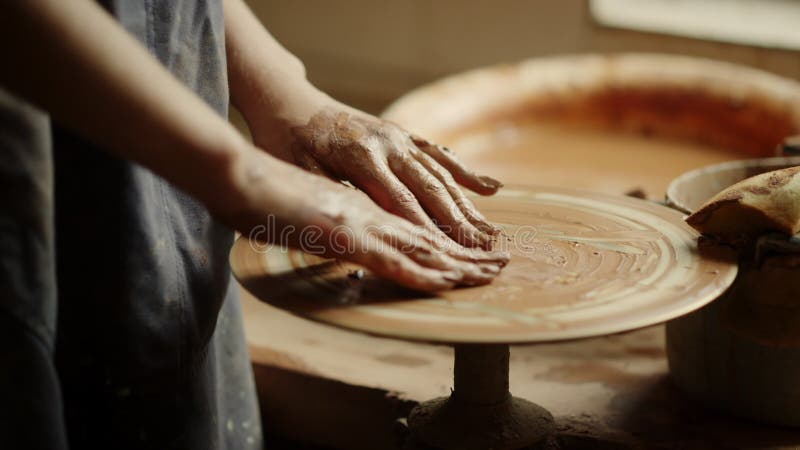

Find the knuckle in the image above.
[
  {"left": 440, "top": 169, "right": 457, "bottom": 186},
  {"left": 356, "top": 141, "right": 379, "bottom": 158},
  {"left": 378, "top": 253, "right": 404, "bottom": 273},
  {"left": 454, "top": 197, "right": 472, "bottom": 209},
  {"left": 421, "top": 156, "right": 457, "bottom": 184},
  {"left": 392, "top": 188, "right": 417, "bottom": 206},
  {"left": 388, "top": 151, "right": 411, "bottom": 168},
  {"left": 423, "top": 179, "right": 445, "bottom": 195}
]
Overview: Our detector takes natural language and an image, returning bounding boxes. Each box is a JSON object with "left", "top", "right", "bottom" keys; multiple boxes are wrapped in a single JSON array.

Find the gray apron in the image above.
[{"left": 0, "top": 1, "right": 261, "bottom": 449}]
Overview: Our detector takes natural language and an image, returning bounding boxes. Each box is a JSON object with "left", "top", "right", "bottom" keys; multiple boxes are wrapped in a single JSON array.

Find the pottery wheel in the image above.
[
  {"left": 231, "top": 186, "right": 737, "bottom": 449},
  {"left": 231, "top": 186, "right": 735, "bottom": 343}
]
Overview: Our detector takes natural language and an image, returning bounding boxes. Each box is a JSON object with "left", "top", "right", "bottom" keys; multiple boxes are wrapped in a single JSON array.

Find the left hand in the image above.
[{"left": 255, "top": 100, "right": 504, "bottom": 249}]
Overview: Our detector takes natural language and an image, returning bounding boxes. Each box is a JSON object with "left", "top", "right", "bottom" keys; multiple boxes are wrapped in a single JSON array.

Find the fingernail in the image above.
[
  {"left": 497, "top": 252, "right": 511, "bottom": 267},
  {"left": 478, "top": 264, "right": 500, "bottom": 275},
  {"left": 466, "top": 263, "right": 489, "bottom": 277},
  {"left": 412, "top": 136, "right": 431, "bottom": 147},
  {"left": 472, "top": 231, "right": 492, "bottom": 249},
  {"left": 491, "top": 251, "right": 511, "bottom": 266},
  {"left": 491, "top": 223, "right": 504, "bottom": 235},
  {"left": 439, "top": 281, "right": 457, "bottom": 290},
  {"left": 479, "top": 222, "right": 503, "bottom": 236},
  {"left": 479, "top": 175, "right": 503, "bottom": 189},
  {"left": 443, "top": 274, "right": 462, "bottom": 284},
  {"left": 459, "top": 265, "right": 493, "bottom": 286}
]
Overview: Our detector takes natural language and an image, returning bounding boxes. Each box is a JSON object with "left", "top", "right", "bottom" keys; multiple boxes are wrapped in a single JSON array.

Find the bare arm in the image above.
[
  {"left": 224, "top": 0, "right": 323, "bottom": 156},
  {"left": 0, "top": 0, "right": 253, "bottom": 213},
  {"left": 0, "top": 0, "right": 505, "bottom": 290},
  {"left": 224, "top": 0, "right": 505, "bottom": 249}
]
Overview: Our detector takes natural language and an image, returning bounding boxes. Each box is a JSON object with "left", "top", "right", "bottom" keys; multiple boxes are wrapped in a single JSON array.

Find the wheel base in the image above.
[{"left": 407, "top": 394, "right": 555, "bottom": 450}]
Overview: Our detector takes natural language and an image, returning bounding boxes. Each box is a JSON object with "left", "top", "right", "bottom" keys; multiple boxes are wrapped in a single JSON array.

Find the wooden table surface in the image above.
[{"left": 242, "top": 291, "right": 800, "bottom": 449}]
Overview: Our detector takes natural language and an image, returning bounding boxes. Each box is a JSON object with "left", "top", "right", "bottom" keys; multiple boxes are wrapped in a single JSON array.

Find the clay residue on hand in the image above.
[{"left": 289, "top": 108, "right": 507, "bottom": 248}]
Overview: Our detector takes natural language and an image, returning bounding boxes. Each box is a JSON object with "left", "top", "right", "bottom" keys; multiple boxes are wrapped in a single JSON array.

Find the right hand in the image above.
[
  {"left": 246, "top": 86, "right": 504, "bottom": 250},
  {"left": 217, "top": 151, "right": 509, "bottom": 292}
]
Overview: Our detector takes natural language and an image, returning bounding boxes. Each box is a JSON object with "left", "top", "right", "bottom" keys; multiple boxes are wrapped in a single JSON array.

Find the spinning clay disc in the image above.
[{"left": 231, "top": 186, "right": 736, "bottom": 344}]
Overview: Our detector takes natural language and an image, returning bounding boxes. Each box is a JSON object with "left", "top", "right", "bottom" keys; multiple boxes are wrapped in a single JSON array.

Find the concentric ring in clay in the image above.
[{"left": 231, "top": 186, "right": 737, "bottom": 344}]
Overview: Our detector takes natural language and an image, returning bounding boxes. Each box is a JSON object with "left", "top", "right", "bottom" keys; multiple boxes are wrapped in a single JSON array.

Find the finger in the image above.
[
  {"left": 371, "top": 224, "right": 498, "bottom": 286},
  {"left": 411, "top": 136, "right": 502, "bottom": 195},
  {"left": 397, "top": 244, "right": 498, "bottom": 286},
  {"left": 378, "top": 205, "right": 510, "bottom": 267},
  {"left": 346, "top": 160, "right": 442, "bottom": 231},
  {"left": 350, "top": 235, "right": 457, "bottom": 291},
  {"left": 395, "top": 221, "right": 511, "bottom": 267},
  {"left": 389, "top": 153, "right": 491, "bottom": 249},
  {"left": 411, "top": 149, "right": 503, "bottom": 236},
  {"left": 339, "top": 169, "right": 488, "bottom": 260}
]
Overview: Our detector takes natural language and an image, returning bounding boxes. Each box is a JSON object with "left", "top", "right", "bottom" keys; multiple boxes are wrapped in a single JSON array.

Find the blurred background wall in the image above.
[{"left": 240, "top": 0, "right": 800, "bottom": 115}]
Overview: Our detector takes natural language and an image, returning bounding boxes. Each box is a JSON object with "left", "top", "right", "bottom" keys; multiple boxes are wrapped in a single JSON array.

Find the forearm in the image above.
[
  {"left": 0, "top": 0, "right": 251, "bottom": 215},
  {"left": 224, "top": 0, "right": 333, "bottom": 156},
  {"left": 0, "top": 0, "right": 505, "bottom": 292}
]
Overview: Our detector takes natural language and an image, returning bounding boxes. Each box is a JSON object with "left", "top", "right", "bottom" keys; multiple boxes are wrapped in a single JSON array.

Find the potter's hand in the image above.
[
  {"left": 271, "top": 104, "right": 504, "bottom": 249},
  {"left": 224, "top": 0, "right": 504, "bottom": 248},
  {"left": 0, "top": 0, "right": 507, "bottom": 292},
  {"left": 222, "top": 151, "right": 509, "bottom": 291}
]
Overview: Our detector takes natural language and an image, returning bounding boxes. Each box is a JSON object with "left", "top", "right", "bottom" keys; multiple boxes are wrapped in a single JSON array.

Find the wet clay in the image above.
[{"left": 231, "top": 185, "right": 736, "bottom": 345}]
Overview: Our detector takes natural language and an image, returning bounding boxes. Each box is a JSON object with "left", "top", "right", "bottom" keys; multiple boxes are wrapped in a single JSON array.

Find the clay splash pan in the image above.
[
  {"left": 231, "top": 185, "right": 736, "bottom": 345},
  {"left": 383, "top": 53, "right": 800, "bottom": 200}
]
